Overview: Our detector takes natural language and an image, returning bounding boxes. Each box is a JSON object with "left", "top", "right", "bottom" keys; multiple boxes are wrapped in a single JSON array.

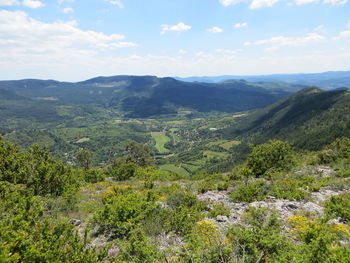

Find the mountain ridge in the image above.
[{"left": 0, "top": 75, "right": 295, "bottom": 118}]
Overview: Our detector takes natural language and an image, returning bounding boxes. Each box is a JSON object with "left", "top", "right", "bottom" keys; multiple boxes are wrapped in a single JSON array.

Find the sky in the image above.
[{"left": 0, "top": 0, "right": 350, "bottom": 81}]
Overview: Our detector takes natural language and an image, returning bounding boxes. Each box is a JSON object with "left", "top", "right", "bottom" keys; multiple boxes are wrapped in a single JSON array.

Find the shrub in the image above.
[
  {"left": 116, "top": 228, "right": 161, "bottom": 263},
  {"left": 208, "top": 203, "right": 230, "bottom": 218},
  {"left": 0, "top": 182, "right": 104, "bottom": 262},
  {"left": 217, "top": 182, "right": 229, "bottom": 191},
  {"left": 83, "top": 169, "right": 106, "bottom": 183},
  {"left": 230, "top": 180, "right": 270, "bottom": 202},
  {"left": 0, "top": 141, "right": 79, "bottom": 197},
  {"left": 166, "top": 191, "right": 206, "bottom": 211},
  {"left": 271, "top": 178, "right": 309, "bottom": 201},
  {"left": 227, "top": 207, "right": 290, "bottom": 262},
  {"left": 163, "top": 206, "right": 204, "bottom": 236},
  {"left": 93, "top": 189, "right": 158, "bottom": 237},
  {"left": 197, "top": 180, "right": 216, "bottom": 193},
  {"left": 246, "top": 140, "right": 295, "bottom": 177},
  {"left": 109, "top": 163, "right": 136, "bottom": 181},
  {"left": 318, "top": 137, "right": 350, "bottom": 164},
  {"left": 324, "top": 193, "right": 350, "bottom": 221}
]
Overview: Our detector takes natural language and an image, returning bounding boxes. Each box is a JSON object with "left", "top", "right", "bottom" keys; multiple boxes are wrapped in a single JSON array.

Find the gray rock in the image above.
[
  {"left": 327, "top": 217, "right": 347, "bottom": 225},
  {"left": 315, "top": 165, "right": 336, "bottom": 177},
  {"left": 216, "top": 215, "right": 229, "bottom": 222},
  {"left": 70, "top": 218, "right": 82, "bottom": 226},
  {"left": 285, "top": 203, "right": 299, "bottom": 210}
]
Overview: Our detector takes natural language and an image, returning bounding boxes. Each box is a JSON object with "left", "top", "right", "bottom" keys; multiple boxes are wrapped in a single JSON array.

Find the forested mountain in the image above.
[
  {"left": 177, "top": 70, "right": 350, "bottom": 90},
  {"left": 0, "top": 76, "right": 294, "bottom": 118},
  {"left": 223, "top": 87, "right": 350, "bottom": 150}
]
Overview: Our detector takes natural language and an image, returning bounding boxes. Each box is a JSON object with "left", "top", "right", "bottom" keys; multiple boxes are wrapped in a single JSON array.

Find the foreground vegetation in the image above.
[{"left": 1, "top": 136, "right": 350, "bottom": 262}]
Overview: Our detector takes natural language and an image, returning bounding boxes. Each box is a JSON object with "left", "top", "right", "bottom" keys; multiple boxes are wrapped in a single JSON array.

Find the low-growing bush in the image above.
[
  {"left": 227, "top": 207, "right": 290, "bottom": 262},
  {"left": 324, "top": 193, "right": 350, "bottom": 221},
  {"left": 93, "top": 189, "right": 158, "bottom": 237},
  {"left": 208, "top": 203, "right": 230, "bottom": 218},
  {"left": 317, "top": 137, "right": 350, "bottom": 164},
  {"left": 163, "top": 206, "right": 204, "bottom": 236},
  {"left": 166, "top": 191, "right": 206, "bottom": 211},
  {"left": 217, "top": 182, "right": 229, "bottom": 191},
  {"left": 230, "top": 180, "right": 270, "bottom": 202},
  {"left": 197, "top": 180, "right": 217, "bottom": 193},
  {"left": 271, "top": 178, "right": 309, "bottom": 201},
  {"left": 116, "top": 227, "right": 161, "bottom": 263}
]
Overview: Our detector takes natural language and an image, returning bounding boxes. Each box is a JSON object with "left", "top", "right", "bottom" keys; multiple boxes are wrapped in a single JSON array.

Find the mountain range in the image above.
[
  {"left": 0, "top": 75, "right": 295, "bottom": 119},
  {"left": 176, "top": 70, "right": 350, "bottom": 90}
]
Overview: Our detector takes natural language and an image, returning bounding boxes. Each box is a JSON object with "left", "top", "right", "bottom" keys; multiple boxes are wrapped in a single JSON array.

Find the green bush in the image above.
[
  {"left": 109, "top": 163, "right": 137, "bottom": 181},
  {"left": 163, "top": 206, "right": 203, "bottom": 236},
  {"left": 217, "top": 182, "right": 229, "bottom": 191},
  {"left": 271, "top": 178, "right": 309, "bottom": 201},
  {"left": 318, "top": 137, "right": 350, "bottom": 164},
  {"left": 83, "top": 169, "right": 106, "bottom": 183},
  {"left": 197, "top": 180, "right": 217, "bottom": 193},
  {"left": 0, "top": 182, "right": 104, "bottom": 262},
  {"left": 166, "top": 191, "right": 206, "bottom": 211},
  {"left": 230, "top": 180, "right": 270, "bottom": 202},
  {"left": 116, "top": 228, "right": 161, "bottom": 263},
  {"left": 324, "top": 193, "right": 350, "bottom": 221},
  {"left": 94, "top": 189, "right": 158, "bottom": 237},
  {"left": 227, "top": 207, "right": 291, "bottom": 262},
  {"left": 208, "top": 203, "right": 230, "bottom": 218},
  {"left": 246, "top": 140, "right": 295, "bottom": 177},
  {"left": 0, "top": 139, "right": 79, "bottom": 197}
]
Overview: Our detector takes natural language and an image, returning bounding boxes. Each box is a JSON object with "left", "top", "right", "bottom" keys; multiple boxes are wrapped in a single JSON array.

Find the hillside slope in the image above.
[{"left": 224, "top": 87, "right": 350, "bottom": 150}]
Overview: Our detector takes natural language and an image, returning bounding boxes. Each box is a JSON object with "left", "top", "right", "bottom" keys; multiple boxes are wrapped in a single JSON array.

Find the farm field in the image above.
[
  {"left": 159, "top": 164, "right": 190, "bottom": 177},
  {"left": 151, "top": 132, "right": 171, "bottom": 154}
]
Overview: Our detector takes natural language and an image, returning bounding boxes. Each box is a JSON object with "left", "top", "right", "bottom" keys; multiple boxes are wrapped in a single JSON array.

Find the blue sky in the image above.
[{"left": 0, "top": 0, "right": 349, "bottom": 81}]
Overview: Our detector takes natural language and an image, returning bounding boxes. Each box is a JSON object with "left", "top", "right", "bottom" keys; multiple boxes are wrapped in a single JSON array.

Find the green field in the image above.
[
  {"left": 159, "top": 164, "right": 189, "bottom": 177},
  {"left": 220, "top": 140, "right": 241, "bottom": 150},
  {"left": 151, "top": 132, "right": 171, "bottom": 154},
  {"left": 206, "top": 140, "right": 227, "bottom": 147},
  {"left": 203, "top": 150, "right": 229, "bottom": 159}
]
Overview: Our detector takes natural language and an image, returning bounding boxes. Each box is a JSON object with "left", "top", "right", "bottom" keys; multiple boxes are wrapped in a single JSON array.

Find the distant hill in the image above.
[
  {"left": 176, "top": 70, "right": 350, "bottom": 90},
  {"left": 223, "top": 87, "right": 350, "bottom": 150},
  {"left": 0, "top": 76, "right": 294, "bottom": 119}
]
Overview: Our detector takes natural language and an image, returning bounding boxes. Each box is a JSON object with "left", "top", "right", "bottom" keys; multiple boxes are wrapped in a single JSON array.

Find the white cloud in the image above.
[
  {"left": 0, "top": 0, "right": 18, "bottom": 5},
  {"left": 323, "top": 0, "right": 348, "bottom": 5},
  {"left": 208, "top": 26, "right": 223, "bottom": 33},
  {"left": 296, "top": 0, "right": 319, "bottom": 4},
  {"left": 0, "top": 10, "right": 136, "bottom": 54},
  {"left": 219, "top": 0, "right": 245, "bottom": 6},
  {"left": 250, "top": 0, "right": 278, "bottom": 9},
  {"left": 234, "top": 22, "right": 248, "bottom": 28},
  {"left": 161, "top": 22, "right": 191, "bottom": 35},
  {"left": 62, "top": 7, "right": 74, "bottom": 13},
  {"left": 57, "top": 0, "right": 74, "bottom": 4},
  {"left": 215, "top": 49, "right": 241, "bottom": 59},
  {"left": 251, "top": 33, "right": 325, "bottom": 50},
  {"left": 314, "top": 24, "right": 325, "bottom": 32},
  {"left": 337, "top": 30, "right": 350, "bottom": 39},
  {"left": 106, "top": 0, "right": 124, "bottom": 8},
  {"left": 23, "top": 0, "right": 43, "bottom": 8},
  {"left": 178, "top": 49, "right": 187, "bottom": 55}
]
